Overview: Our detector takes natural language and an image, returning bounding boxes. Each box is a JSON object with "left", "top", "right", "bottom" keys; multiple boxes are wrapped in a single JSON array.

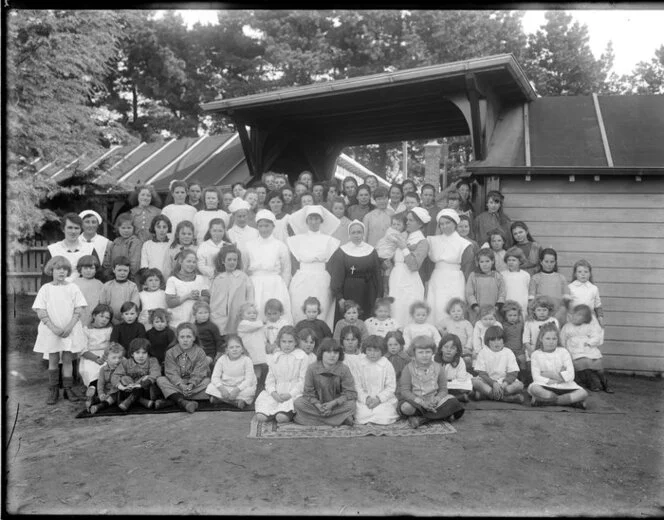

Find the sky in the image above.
[{"left": 171, "top": 8, "right": 664, "bottom": 76}]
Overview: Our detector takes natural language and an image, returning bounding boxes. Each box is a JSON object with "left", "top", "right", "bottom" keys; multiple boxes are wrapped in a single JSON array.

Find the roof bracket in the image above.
[
  {"left": 569, "top": 175, "right": 575, "bottom": 183},
  {"left": 525, "top": 174, "right": 531, "bottom": 182},
  {"left": 635, "top": 175, "right": 642, "bottom": 182},
  {"left": 464, "top": 73, "right": 486, "bottom": 161}
]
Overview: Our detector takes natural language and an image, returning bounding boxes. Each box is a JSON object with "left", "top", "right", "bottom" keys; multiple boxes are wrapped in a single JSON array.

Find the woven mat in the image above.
[
  {"left": 464, "top": 393, "right": 625, "bottom": 414},
  {"left": 248, "top": 417, "right": 456, "bottom": 439},
  {"left": 76, "top": 400, "right": 254, "bottom": 418}
]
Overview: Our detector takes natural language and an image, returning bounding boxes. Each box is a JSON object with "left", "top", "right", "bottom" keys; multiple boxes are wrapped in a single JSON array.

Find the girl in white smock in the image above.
[
  {"left": 287, "top": 205, "right": 340, "bottom": 329},
  {"left": 426, "top": 209, "right": 472, "bottom": 324},
  {"left": 254, "top": 326, "right": 309, "bottom": 423},
  {"left": 241, "top": 209, "right": 293, "bottom": 323},
  {"left": 354, "top": 336, "right": 399, "bottom": 425},
  {"left": 388, "top": 207, "right": 430, "bottom": 328}
]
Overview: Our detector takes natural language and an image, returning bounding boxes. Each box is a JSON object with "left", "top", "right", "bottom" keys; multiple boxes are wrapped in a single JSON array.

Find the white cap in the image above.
[
  {"left": 228, "top": 197, "right": 251, "bottom": 213},
  {"left": 79, "top": 210, "right": 103, "bottom": 224},
  {"left": 255, "top": 209, "right": 276, "bottom": 224},
  {"left": 436, "top": 208, "right": 460, "bottom": 225},
  {"left": 411, "top": 207, "right": 431, "bottom": 224}
]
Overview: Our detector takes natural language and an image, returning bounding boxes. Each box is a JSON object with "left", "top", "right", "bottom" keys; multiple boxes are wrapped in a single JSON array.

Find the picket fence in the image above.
[{"left": 7, "top": 240, "right": 50, "bottom": 296}]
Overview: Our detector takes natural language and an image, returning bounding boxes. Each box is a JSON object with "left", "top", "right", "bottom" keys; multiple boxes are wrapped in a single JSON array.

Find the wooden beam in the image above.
[
  {"left": 465, "top": 73, "right": 485, "bottom": 161},
  {"left": 235, "top": 123, "right": 256, "bottom": 179},
  {"left": 592, "top": 93, "right": 614, "bottom": 167},
  {"left": 117, "top": 139, "right": 175, "bottom": 183},
  {"left": 523, "top": 103, "right": 531, "bottom": 167}
]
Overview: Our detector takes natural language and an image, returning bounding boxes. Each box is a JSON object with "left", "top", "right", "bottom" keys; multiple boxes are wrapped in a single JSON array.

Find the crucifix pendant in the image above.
[{"left": 350, "top": 265, "right": 356, "bottom": 275}]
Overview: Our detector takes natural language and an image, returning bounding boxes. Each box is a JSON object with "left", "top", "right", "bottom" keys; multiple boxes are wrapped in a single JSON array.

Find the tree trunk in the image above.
[{"left": 132, "top": 82, "right": 138, "bottom": 125}]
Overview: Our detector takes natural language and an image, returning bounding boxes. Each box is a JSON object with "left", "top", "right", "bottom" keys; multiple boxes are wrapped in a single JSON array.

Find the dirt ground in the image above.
[{"left": 4, "top": 295, "right": 664, "bottom": 516}]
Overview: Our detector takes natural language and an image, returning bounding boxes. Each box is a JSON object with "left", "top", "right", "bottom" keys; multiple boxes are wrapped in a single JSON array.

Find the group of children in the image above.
[{"left": 33, "top": 173, "right": 614, "bottom": 427}]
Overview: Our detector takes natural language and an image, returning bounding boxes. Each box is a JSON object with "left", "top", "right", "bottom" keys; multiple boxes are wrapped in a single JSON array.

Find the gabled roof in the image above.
[
  {"left": 468, "top": 94, "right": 664, "bottom": 175},
  {"left": 202, "top": 54, "right": 536, "bottom": 146}
]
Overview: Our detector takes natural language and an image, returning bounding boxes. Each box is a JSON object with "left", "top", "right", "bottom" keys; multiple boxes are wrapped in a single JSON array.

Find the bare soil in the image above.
[{"left": 4, "top": 296, "right": 664, "bottom": 515}]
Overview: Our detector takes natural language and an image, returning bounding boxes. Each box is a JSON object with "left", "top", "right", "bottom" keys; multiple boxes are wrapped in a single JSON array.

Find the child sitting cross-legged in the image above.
[
  {"left": 434, "top": 334, "right": 473, "bottom": 403},
  {"left": 471, "top": 304, "right": 503, "bottom": 370},
  {"left": 112, "top": 338, "right": 163, "bottom": 411},
  {"left": 528, "top": 322, "right": 588, "bottom": 409},
  {"left": 89, "top": 342, "right": 124, "bottom": 414},
  {"left": 354, "top": 335, "right": 399, "bottom": 425},
  {"left": 206, "top": 334, "right": 257, "bottom": 409},
  {"left": 80, "top": 304, "right": 113, "bottom": 410},
  {"left": 398, "top": 336, "right": 465, "bottom": 429},
  {"left": 156, "top": 322, "right": 211, "bottom": 413},
  {"left": 144, "top": 308, "right": 175, "bottom": 368},
  {"left": 254, "top": 326, "right": 308, "bottom": 423},
  {"left": 471, "top": 326, "right": 525, "bottom": 403}
]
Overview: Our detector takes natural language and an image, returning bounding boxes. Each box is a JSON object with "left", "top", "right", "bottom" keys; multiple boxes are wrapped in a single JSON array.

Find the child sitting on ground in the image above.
[
  {"left": 294, "top": 296, "right": 333, "bottom": 341},
  {"left": 206, "top": 334, "right": 257, "bottom": 409},
  {"left": 113, "top": 338, "right": 163, "bottom": 411},
  {"left": 332, "top": 300, "right": 368, "bottom": 341},
  {"left": 89, "top": 342, "right": 124, "bottom": 414},
  {"left": 402, "top": 300, "right": 442, "bottom": 351},
  {"left": 434, "top": 334, "right": 473, "bottom": 403},
  {"left": 471, "top": 326, "right": 525, "bottom": 403},
  {"left": 437, "top": 298, "right": 474, "bottom": 369},
  {"left": 193, "top": 301, "right": 224, "bottom": 367},
  {"left": 297, "top": 327, "right": 319, "bottom": 366},
  {"left": 398, "top": 336, "right": 466, "bottom": 429},
  {"left": 471, "top": 304, "right": 503, "bottom": 368},
  {"left": 364, "top": 296, "right": 398, "bottom": 338},
  {"left": 254, "top": 326, "right": 309, "bottom": 423},
  {"left": 528, "top": 322, "right": 588, "bottom": 409},
  {"left": 523, "top": 295, "right": 559, "bottom": 364},
  {"left": 354, "top": 335, "right": 399, "bottom": 425},
  {"left": 384, "top": 330, "right": 410, "bottom": 382},
  {"left": 100, "top": 256, "right": 141, "bottom": 326},
  {"left": 156, "top": 323, "right": 211, "bottom": 414},
  {"left": 340, "top": 325, "right": 365, "bottom": 384},
  {"left": 560, "top": 304, "right": 612, "bottom": 393}
]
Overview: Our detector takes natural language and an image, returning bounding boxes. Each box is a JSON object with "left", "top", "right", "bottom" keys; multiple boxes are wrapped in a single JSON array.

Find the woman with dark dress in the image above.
[{"left": 327, "top": 220, "right": 383, "bottom": 324}]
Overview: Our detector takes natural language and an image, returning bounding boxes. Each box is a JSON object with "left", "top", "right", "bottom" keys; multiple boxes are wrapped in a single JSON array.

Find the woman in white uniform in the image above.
[
  {"left": 426, "top": 209, "right": 473, "bottom": 323},
  {"left": 287, "top": 205, "right": 340, "bottom": 329},
  {"left": 241, "top": 209, "right": 293, "bottom": 324}
]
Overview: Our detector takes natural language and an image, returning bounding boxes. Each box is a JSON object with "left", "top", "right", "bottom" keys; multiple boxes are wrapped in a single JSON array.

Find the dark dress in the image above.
[{"left": 328, "top": 245, "right": 383, "bottom": 323}]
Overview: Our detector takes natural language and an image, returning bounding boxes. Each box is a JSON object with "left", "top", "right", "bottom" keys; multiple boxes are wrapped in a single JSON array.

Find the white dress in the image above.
[
  {"left": 193, "top": 209, "right": 230, "bottom": 245},
  {"left": 426, "top": 231, "right": 471, "bottom": 324},
  {"left": 46, "top": 241, "right": 96, "bottom": 283},
  {"left": 197, "top": 239, "right": 230, "bottom": 280},
  {"left": 403, "top": 323, "right": 442, "bottom": 350},
  {"left": 389, "top": 231, "right": 427, "bottom": 329},
  {"left": 503, "top": 270, "right": 531, "bottom": 319},
  {"left": 343, "top": 352, "right": 366, "bottom": 385},
  {"left": 529, "top": 347, "right": 582, "bottom": 392},
  {"left": 32, "top": 282, "right": 87, "bottom": 354},
  {"left": 287, "top": 231, "right": 339, "bottom": 329},
  {"left": 206, "top": 354, "right": 257, "bottom": 403},
  {"left": 241, "top": 235, "right": 292, "bottom": 323},
  {"left": 443, "top": 358, "right": 473, "bottom": 391},
  {"left": 161, "top": 204, "right": 197, "bottom": 242},
  {"left": 78, "top": 326, "right": 112, "bottom": 386},
  {"left": 79, "top": 234, "right": 110, "bottom": 264},
  {"left": 227, "top": 225, "right": 259, "bottom": 250},
  {"left": 254, "top": 349, "right": 309, "bottom": 416},
  {"left": 354, "top": 356, "right": 399, "bottom": 425},
  {"left": 138, "top": 289, "right": 167, "bottom": 330},
  {"left": 140, "top": 241, "right": 172, "bottom": 279},
  {"left": 567, "top": 280, "right": 603, "bottom": 328},
  {"left": 165, "top": 275, "right": 210, "bottom": 328}
]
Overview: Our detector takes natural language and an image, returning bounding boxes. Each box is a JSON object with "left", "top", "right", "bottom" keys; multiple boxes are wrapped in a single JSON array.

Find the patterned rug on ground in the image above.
[
  {"left": 76, "top": 400, "right": 254, "bottom": 418},
  {"left": 464, "top": 392, "right": 625, "bottom": 414},
  {"left": 248, "top": 417, "right": 456, "bottom": 439}
]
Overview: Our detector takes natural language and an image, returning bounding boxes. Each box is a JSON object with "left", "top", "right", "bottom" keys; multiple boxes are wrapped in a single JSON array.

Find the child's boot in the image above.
[
  {"left": 138, "top": 397, "right": 154, "bottom": 409},
  {"left": 587, "top": 371, "right": 602, "bottom": 392},
  {"left": 46, "top": 369, "right": 60, "bottom": 405},
  {"left": 89, "top": 401, "right": 109, "bottom": 415},
  {"left": 85, "top": 386, "right": 97, "bottom": 411},
  {"left": 118, "top": 392, "right": 137, "bottom": 412},
  {"left": 503, "top": 393, "right": 525, "bottom": 404},
  {"left": 171, "top": 393, "right": 198, "bottom": 413},
  {"left": 62, "top": 377, "right": 82, "bottom": 402},
  {"left": 596, "top": 370, "right": 614, "bottom": 393},
  {"left": 574, "top": 369, "right": 589, "bottom": 389}
]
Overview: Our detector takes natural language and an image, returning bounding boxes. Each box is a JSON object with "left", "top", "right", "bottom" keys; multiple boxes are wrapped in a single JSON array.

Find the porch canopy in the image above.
[{"left": 201, "top": 54, "right": 537, "bottom": 181}]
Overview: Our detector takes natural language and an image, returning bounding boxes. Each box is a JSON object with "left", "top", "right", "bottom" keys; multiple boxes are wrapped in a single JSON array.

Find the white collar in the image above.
[
  {"left": 341, "top": 241, "right": 374, "bottom": 257},
  {"left": 407, "top": 230, "right": 425, "bottom": 246}
]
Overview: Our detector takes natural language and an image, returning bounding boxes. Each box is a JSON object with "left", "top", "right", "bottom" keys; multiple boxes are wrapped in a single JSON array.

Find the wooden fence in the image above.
[{"left": 7, "top": 240, "right": 49, "bottom": 296}]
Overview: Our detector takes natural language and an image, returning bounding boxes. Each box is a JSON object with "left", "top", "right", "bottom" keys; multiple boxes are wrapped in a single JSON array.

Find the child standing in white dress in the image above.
[
  {"left": 237, "top": 302, "right": 268, "bottom": 394},
  {"left": 402, "top": 301, "right": 441, "bottom": 351},
  {"left": 567, "top": 259, "right": 605, "bottom": 328},
  {"left": 528, "top": 322, "right": 588, "bottom": 408},
  {"left": 254, "top": 326, "right": 309, "bottom": 423},
  {"left": 80, "top": 304, "right": 113, "bottom": 409},
  {"left": 33, "top": 256, "right": 87, "bottom": 405},
  {"left": 206, "top": 334, "right": 257, "bottom": 408},
  {"left": 354, "top": 335, "right": 399, "bottom": 425},
  {"left": 364, "top": 297, "right": 398, "bottom": 337}
]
